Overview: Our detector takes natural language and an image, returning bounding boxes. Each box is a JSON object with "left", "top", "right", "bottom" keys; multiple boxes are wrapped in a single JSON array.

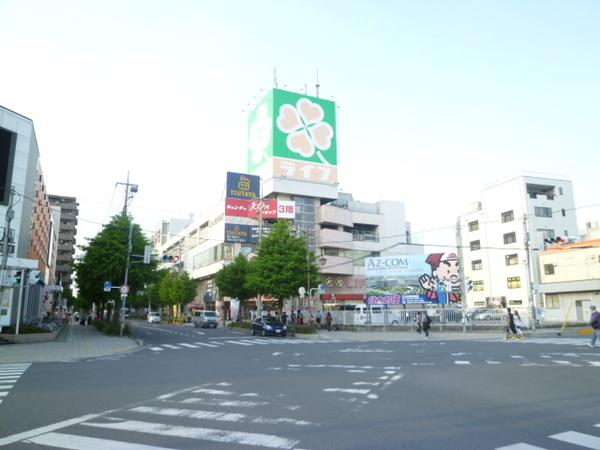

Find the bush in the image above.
[
  {"left": 289, "top": 324, "right": 317, "bottom": 334},
  {"left": 94, "top": 320, "right": 131, "bottom": 336},
  {"left": 0, "top": 324, "right": 52, "bottom": 334},
  {"left": 229, "top": 321, "right": 252, "bottom": 329}
]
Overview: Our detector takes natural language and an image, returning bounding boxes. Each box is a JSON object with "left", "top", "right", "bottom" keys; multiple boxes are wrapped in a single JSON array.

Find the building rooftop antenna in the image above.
[{"left": 315, "top": 68, "right": 320, "bottom": 98}]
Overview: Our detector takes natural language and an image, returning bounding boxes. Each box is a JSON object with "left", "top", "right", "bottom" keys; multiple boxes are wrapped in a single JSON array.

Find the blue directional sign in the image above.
[{"left": 103, "top": 281, "right": 112, "bottom": 292}]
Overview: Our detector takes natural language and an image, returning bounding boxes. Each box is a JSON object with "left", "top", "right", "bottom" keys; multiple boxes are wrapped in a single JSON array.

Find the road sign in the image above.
[
  {"left": 120, "top": 284, "right": 129, "bottom": 295},
  {"left": 319, "top": 284, "right": 326, "bottom": 293},
  {"left": 103, "top": 281, "right": 112, "bottom": 292}
]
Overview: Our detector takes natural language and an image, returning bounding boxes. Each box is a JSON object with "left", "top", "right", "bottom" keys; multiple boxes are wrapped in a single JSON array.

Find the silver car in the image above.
[
  {"left": 147, "top": 312, "right": 161, "bottom": 324},
  {"left": 193, "top": 310, "right": 218, "bottom": 328}
]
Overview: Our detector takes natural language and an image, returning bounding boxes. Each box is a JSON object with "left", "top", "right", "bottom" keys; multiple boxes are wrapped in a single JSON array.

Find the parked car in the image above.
[
  {"left": 147, "top": 312, "right": 161, "bottom": 324},
  {"left": 475, "top": 310, "right": 494, "bottom": 320},
  {"left": 193, "top": 310, "right": 219, "bottom": 328},
  {"left": 250, "top": 316, "right": 287, "bottom": 336}
]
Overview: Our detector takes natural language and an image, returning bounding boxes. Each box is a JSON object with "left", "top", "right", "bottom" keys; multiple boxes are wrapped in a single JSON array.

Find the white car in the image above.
[{"left": 147, "top": 312, "right": 161, "bottom": 324}]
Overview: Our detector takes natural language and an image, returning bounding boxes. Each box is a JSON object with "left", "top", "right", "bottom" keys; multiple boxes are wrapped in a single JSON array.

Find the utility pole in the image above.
[
  {"left": 456, "top": 218, "right": 467, "bottom": 333},
  {"left": 1, "top": 187, "right": 16, "bottom": 285},
  {"left": 523, "top": 214, "right": 536, "bottom": 332},
  {"left": 116, "top": 172, "right": 138, "bottom": 216}
]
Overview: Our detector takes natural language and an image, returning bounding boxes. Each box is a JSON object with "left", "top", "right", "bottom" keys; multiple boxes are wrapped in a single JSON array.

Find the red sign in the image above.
[{"left": 225, "top": 199, "right": 295, "bottom": 219}]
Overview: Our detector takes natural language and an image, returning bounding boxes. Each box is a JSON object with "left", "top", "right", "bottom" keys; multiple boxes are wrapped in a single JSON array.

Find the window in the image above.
[
  {"left": 508, "top": 300, "right": 523, "bottom": 305},
  {"left": 353, "top": 223, "right": 378, "bottom": 242},
  {"left": 472, "top": 280, "right": 484, "bottom": 291},
  {"left": 470, "top": 240, "right": 481, "bottom": 251},
  {"left": 507, "top": 277, "right": 521, "bottom": 289},
  {"left": 474, "top": 301, "right": 486, "bottom": 306},
  {"left": 535, "top": 207, "right": 552, "bottom": 218},
  {"left": 468, "top": 220, "right": 479, "bottom": 232},
  {"left": 544, "top": 263, "right": 555, "bottom": 275},
  {"left": 503, "top": 232, "right": 516, "bottom": 245},
  {"left": 501, "top": 210, "right": 514, "bottom": 223},
  {"left": 545, "top": 294, "right": 560, "bottom": 309},
  {"left": 0, "top": 127, "right": 17, "bottom": 205},
  {"left": 471, "top": 260, "right": 482, "bottom": 270}
]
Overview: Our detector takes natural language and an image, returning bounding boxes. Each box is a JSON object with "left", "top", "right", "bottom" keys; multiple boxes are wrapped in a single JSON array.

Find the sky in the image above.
[{"left": 1, "top": 0, "right": 599, "bottom": 251}]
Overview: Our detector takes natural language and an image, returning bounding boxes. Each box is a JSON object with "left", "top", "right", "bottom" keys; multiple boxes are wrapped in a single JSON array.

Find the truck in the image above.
[{"left": 330, "top": 304, "right": 402, "bottom": 327}]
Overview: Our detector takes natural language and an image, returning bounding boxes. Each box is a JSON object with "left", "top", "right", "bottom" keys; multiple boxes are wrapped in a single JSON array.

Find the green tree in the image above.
[
  {"left": 246, "top": 220, "right": 320, "bottom": 310},
  {"left": 159, "top": 270, "right": 197, "bottom": 313},
  {"left": 75, "top": 214, "right": 158, "bottom": 321},
  {"left": 215, "top": 253, "right": 255, "bottom": 315}
]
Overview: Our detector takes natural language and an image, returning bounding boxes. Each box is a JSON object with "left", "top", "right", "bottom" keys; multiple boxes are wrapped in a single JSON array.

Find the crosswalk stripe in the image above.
[
  {"left": 225, "top": 340, "right": 253, "bottom": 346},
  {"left": 178, "top": 343, "right": 199, "bottom": 348},
  {"left": 194, "top": 342, "right": 218, "bottom": 348},
  {"left": 239, "top": 340, "right": 268, "bottom": 345},
  {"left": 0, "top": 392, "right": 9, "bottom": 397},
  {"left": 24, "top": 431, "right": 175, "bottom": 450},
  {"left": 0, "top": 371, "right": 26, "bottom": 375},
  {"left": 496, "top": 443, "right": 548, "bottom": 449},
  {"left": 81, "top": 419, "right": 300, "bottom": 449},
  {"left": 454, "top": 361, "right": 471, "bottom": 365},
  {"left": 161, "top": 345, "right": 181, "bottom": 349},
  {"left": 0, "top": 384, "right": 15, "bottom": 389},
  {"left": 131, "top": 406, "right": 246, "bottom": 423},
  {"left": 550, "top": 430, "right": 600, "bottom": 448},
  {"left": 150, "top": 347, "right": 164, "bottom": 351},
  {"left": 0, "top": 375, "right": 20, "bottom": 379}
]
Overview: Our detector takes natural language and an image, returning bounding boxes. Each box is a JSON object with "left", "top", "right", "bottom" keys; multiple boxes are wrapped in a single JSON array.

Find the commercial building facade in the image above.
[{"left": 48, "top": 195, "right": 79, "bottom": 292}]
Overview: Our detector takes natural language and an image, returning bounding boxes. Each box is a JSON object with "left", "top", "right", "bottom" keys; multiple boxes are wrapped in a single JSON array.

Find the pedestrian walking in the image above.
[
  {"left": 506, "top": 308, "right": 518, "bottom": 339},
  {"left": 325, "top": 311, "right": 333, "bottom": 331},
  {"left": 513, "top": 310, "right": 523, "bottom": 338},
  {"left": 297, "top": 310, "right": 304, "bottom": 325},
  {"left": 422, "top": 311, "right": 432, "bottom": 338},
  {"left": 281, "top": 311, "right": 288, "bottom": 325},
  {"left": 415, "top": 312, "right": 423, "bottom": 335},
  {"left": 290, "top": 311, "right": 296, "bottom": 325},
  {"left": 589, "top": 305, "right": 600, "bottom": 348},
  {"left": 316, "top": 311, "right": 322, "bottom": 329}
]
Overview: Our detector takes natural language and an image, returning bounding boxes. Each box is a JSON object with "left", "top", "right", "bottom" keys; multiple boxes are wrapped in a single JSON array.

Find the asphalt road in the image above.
[{"left": 1, "top": 321, "right": 599, "bottom": 449}]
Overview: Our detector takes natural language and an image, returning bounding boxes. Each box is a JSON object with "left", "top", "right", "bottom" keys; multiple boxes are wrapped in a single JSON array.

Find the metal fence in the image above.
[{"left": 327, "top": 308, "right": 509, "bottom": 332}]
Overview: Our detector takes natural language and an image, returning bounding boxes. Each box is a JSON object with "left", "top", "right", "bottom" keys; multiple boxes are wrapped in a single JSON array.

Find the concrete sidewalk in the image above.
[
  {"left": 304, "top": 327, "right": 567, "bottom": 342},
  {"left": 0, "top": 323, "right": 140, "bottom": 364}
]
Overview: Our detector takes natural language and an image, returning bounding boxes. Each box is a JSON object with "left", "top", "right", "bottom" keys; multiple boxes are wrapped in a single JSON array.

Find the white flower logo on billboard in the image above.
[
  {"left": 276, "top": 98, "right": 334, "bottom": 164},
  {"left": 249, "top": 104, "right": 272, "bottom": 166}
]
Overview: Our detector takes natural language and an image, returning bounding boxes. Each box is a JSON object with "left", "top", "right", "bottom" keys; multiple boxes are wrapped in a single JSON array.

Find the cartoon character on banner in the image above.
[{"left": 418, "top": 253, "right": 461, "bottom": 303}]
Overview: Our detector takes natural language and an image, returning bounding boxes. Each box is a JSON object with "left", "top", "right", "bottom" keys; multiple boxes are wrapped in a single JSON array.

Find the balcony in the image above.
[
  {"left": 318, "top": 204, "right": 353, "bottom": 228},
  {"left": 319, "top": 228, "right": 353, "bottom": 250},
  {"left": 318, "top": 255, "right": 353, "bottom": 275}
]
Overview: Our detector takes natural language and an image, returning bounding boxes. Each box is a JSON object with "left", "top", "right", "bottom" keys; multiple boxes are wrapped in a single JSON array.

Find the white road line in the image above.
[
  {"left": 0, "top": 376, "right": 19, "bottom": 380},
  {"left": 192, "top": 388, "right": 234, "bottom": 395},
  {"left": 253, "top": 339, "right": 273, "bottom": 344},
  {"left": 353, "top": 382, "right": 380, "bottom": 386},
  {"left": 178, "top": 343, "right": 199, "bottom": 348},
  {"left": 496, "top": 443, "right": 547, "bottom": 450},
  {"left": 486, "top": 361, "right": 502, "bottom": 365},
  {"left": 323, "top": 388, "right": 370, "bottom": 395},
  {"left": 149, "top": 347, "right": 164, "bottom": 352},
  {"left": 0, "top": 364, "right": 30, "bottom": 368},
  {"left": 179, "top": 398, "right": 268, "bottom": 407},
  {"left": 81, "top": 419, "right": 300, "bottom": 449},
  {"left": 454, "top": 361, "right": 471, "bottom": 365},
  {"left": 0, "top": 392, "right": 9, "bottom": 397},
  {"left": 194, "top": 342, "right": 218, "bottom": 348},
  {"left": 225, "top": 340, "right": 253, "bottom": 346},
  {"left": 161, "top": 345, "right": 181, "bottom": 349},
  {"left": 551, "top": 430, "right": 600, "bottom": 448},
  {"left": 130, "top": 406, "right": 246, "bottom": 423},
  {"left": 0, "top": 410, "right": 115, "bottom": 447},
  {"left": 240, "top": 340, "right": 268, "bottom": 345},
  {"left": 0, "top": 384, "right": 14, "bottom": 389},
  {"left": 24, "top": 431, "right": 175, "bottom": 450},
  {"left": 0, "top": 371, "right": 26, "bottom": 375}
]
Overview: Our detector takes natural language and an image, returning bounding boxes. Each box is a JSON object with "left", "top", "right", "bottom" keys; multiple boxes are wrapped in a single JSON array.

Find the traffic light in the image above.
[
  {"left": 544, "top": 237, "right": 566, "bottom": 245},
  {"left": 9, "top": 270, "right": 22, "bottom": 286},
  {"left": 161, "top": 255, "right": 180, "bottom": 263},
  {"left": 29, "top": 270, "right": 41, "bottom": 285}
]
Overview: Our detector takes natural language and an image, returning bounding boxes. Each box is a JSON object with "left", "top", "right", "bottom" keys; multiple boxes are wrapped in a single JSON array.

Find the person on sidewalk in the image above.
[
  {"left": 589, "top": 305, "right": 600, "bottom": 348},
  {"left": 415, "top": 312, "right": 423, "bottom": 335},
  {"left": 505, "top": 308, "right": 517, "bottom": 339},
  {"left": 422, "top": 311, "right": 432, "bottom": 338},
  {"left": 513, "top": 310, "right": 524, "bottom": 338},
  {"left": 325, "top": 311, "right": 333, "bottom": 332}
]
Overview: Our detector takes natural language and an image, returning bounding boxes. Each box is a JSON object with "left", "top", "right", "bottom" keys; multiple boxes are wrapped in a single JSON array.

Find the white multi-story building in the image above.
[{"left": 458, "top": 174, "right": 578, "bottom": 322}]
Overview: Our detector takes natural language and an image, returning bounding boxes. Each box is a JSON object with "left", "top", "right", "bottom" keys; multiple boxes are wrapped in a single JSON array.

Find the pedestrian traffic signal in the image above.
[
  {"left": 9, "top": 270, "right": 22, "bottom": 286},
  {"left": 544, "top": 237, "right": 566, "bottom": 245}
]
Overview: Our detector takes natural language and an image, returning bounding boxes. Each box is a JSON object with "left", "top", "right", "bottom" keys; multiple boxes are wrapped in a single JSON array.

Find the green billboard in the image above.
[{"left": 247, "top": 89, "right": 337, "bottom": 174}]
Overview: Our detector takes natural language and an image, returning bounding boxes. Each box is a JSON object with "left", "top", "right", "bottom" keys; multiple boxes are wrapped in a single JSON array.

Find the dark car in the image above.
[{"left": 250, "top": 317, "right": 287, "bottom": 337}]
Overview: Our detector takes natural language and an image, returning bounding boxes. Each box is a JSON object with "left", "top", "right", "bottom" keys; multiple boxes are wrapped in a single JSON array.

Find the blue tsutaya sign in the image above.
[{"left": 226, "top": 172, "right": 260, "bottom": 200}]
